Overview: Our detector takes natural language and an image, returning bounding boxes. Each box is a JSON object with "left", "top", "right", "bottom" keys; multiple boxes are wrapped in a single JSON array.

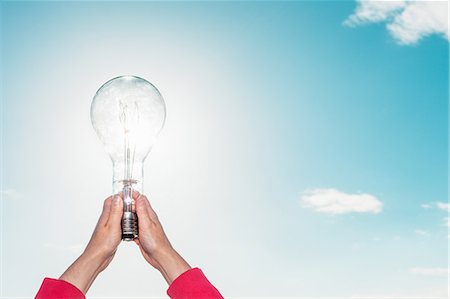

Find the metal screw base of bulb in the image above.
[
  {"left": 122, "top": 210, "right": 138, "bottom": 241},
  {"left": 120, "top": 180, "right": 139, "bottom": 241}
]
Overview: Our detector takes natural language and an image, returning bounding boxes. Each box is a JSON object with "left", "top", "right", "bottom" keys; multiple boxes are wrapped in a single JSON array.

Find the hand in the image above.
[
  {"left": 134, "top": 193, "right": 191, "bottom": 284},
  {"left": 59, "top": 195, "right": 123, "bottom": 294}
]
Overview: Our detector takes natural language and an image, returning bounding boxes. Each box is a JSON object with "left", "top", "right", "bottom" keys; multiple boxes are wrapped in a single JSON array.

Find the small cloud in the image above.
[
  {"left": 436, "top": 202, "right": 450, "bottom": 211},
  {"left": 421, "top": 203, "right": 433, "bottom": 209},
  {"left": 410, "top": 267, "right": 449, "bottom": 276},
  {"left": 301, "top": 188, "right": 383, "bottom": 215},
  {"left": 420, "top": 202, "right": 449, "bottom": 211},
  {"left": 344, "top": 0, "right": 449, "bottom": 45},
  {"left": 414, "top": 229, "right": 428, "bottom": 236},
  {"left": 0, "top": 189, "right": 22, "bottom": 200}
]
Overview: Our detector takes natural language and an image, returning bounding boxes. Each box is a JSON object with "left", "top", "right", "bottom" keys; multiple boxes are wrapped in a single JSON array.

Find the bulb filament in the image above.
[{"left": 119, "top": 101, "right": 140, "bottom": 182}]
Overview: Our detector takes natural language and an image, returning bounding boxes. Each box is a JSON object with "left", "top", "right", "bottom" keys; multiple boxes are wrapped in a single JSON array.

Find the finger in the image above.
[
  {"left": 132, "top": 190, "right": 141, "bottom": 200},
  {"left": 141, "top": 195, "right": 159, "bottom": 221},
  {"left": 135, "top": 195, "right": 152, "bottom": 228},
  {"left": 98, "top": 196, "right": 113, "bottom": 226},
  {"left": 106, "top": 194, "right": 123, "bottom": 227}
]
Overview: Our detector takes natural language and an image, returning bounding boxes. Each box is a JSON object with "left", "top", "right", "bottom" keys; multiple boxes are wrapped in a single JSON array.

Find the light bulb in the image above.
[{"left": 91, "top": 75, "right": 166, "bottom": 241}]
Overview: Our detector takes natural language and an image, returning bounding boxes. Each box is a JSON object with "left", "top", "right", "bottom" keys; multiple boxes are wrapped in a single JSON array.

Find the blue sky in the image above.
[{"left": 1, "top": 1, "right": 448, "bottom": 298}]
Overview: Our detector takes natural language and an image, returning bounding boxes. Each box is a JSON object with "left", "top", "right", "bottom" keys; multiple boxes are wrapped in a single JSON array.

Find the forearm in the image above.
[
  {"left": 59, "top": 251, "right": 104, "bottom": 294},
  {"left": 155, "top": 248, "right": 191, "bottom": 285}
]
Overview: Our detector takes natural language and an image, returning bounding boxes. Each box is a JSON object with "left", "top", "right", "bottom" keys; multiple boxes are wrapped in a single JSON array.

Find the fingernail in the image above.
[{"left": 113, "top": 196, "right": 121, "bottom": 205}]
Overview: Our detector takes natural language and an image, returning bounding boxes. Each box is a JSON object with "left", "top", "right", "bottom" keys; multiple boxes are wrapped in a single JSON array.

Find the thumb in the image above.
[{"left": 107, "top": 195, "right": 123, "bottom": 227}]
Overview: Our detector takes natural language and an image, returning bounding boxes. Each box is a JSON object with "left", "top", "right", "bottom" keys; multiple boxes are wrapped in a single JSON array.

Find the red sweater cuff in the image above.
[
  {"left": 167, "top": 267, "right": 223, "bottom": 299},
  {"left": 35, "top": 278, "right": 85, "bottom": 299}
]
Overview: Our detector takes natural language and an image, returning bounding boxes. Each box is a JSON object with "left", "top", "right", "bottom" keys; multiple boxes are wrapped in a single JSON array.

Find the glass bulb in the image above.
[{"left": 91, "top": 75, "right": 166, "bottom": 241}]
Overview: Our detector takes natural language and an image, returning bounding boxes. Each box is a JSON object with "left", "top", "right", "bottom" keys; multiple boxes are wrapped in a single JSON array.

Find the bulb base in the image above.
[{"left": 122, "top": 211, "right": 138, "bottom": 241}]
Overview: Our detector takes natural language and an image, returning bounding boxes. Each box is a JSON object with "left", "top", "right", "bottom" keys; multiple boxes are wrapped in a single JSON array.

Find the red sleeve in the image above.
[
  {"left": 35, "top": 278, "right": 85, "bottom": 299},
  {"left": 167, "top": 267, "right": 223, "bottom": 299}
]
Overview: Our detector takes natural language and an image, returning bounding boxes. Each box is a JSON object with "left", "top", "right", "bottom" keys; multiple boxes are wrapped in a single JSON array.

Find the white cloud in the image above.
[
  {"left": 345, "top": 1, "right": 407, "bottom": 24},
  {"left": 410, "top": 267, "right": 449, "bottom": 276},
  {"left": 414, "top": 229, "right": 428, "bottom": 236},
  {"left": 301, "top": 188, "right": 383, "bottom": 214},
  {"left": 421, "top": 203, "right": 432, "bottom": 209},
  {"left": 344, "top": 0, "right": 449, "bottom": 45},
  {"left": 420, "top": 201, "right": 449, "bottom": 211},
  {"left": 436, "top": 202, "right": 450, "bottom": 211}
]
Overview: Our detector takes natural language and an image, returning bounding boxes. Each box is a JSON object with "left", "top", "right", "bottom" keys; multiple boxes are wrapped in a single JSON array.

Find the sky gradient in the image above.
[{"left": 1, "top": 1, "right": 448, "bottom": 298}]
